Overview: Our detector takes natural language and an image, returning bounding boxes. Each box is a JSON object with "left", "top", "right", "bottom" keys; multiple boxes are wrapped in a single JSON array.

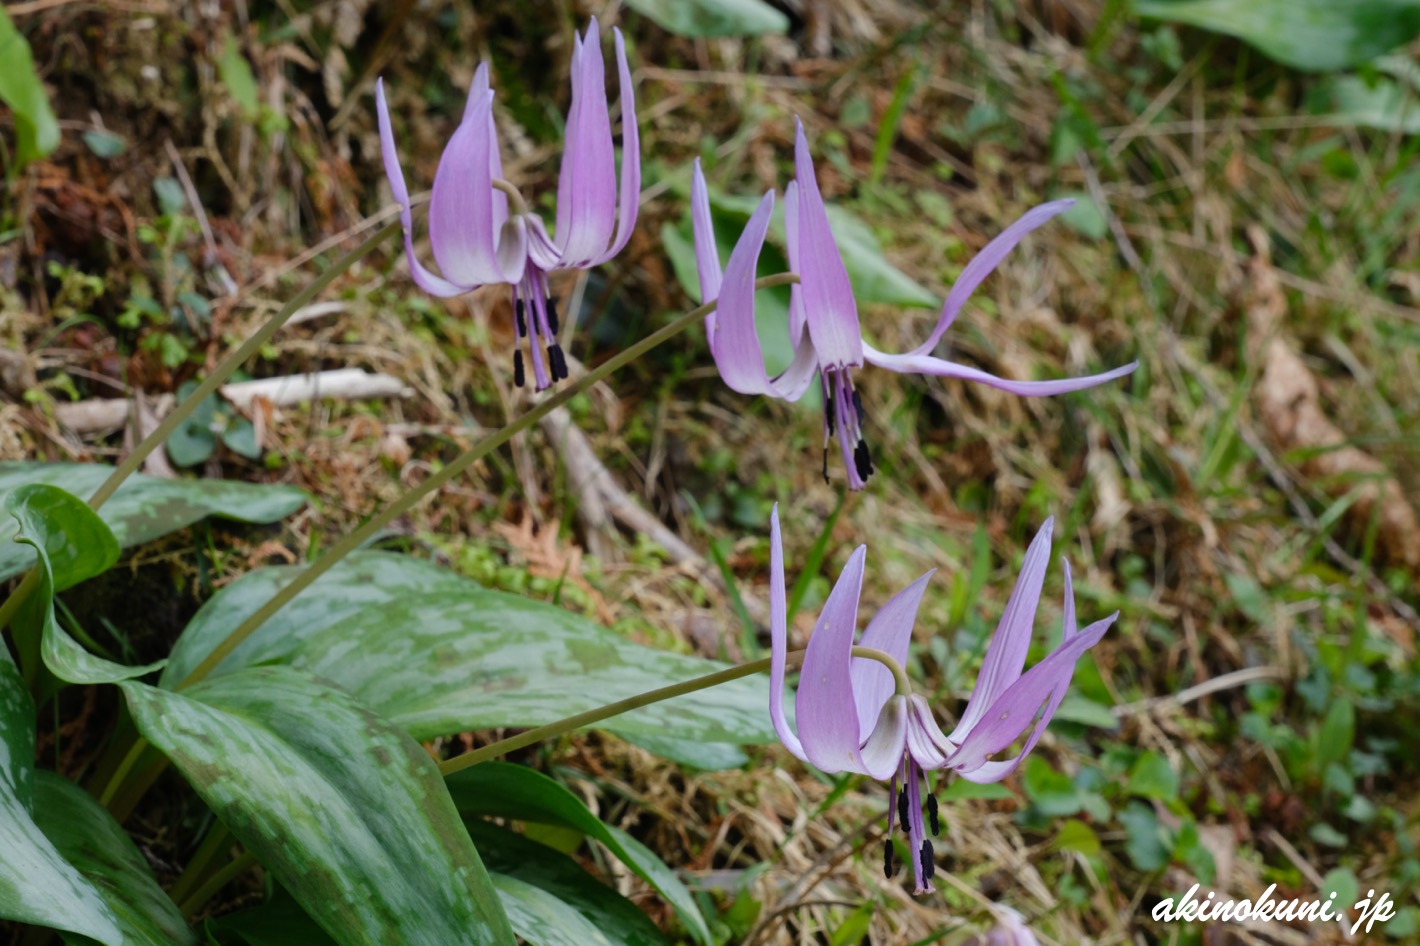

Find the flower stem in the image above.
[
  {"left": 175, "top": 273, "right": 800, "bottom": 691},
  {"left": 851, "top": 645, "right": 913, "bottom": 696},
  {"left": 439, "top": 650, "right": 807, "bottom": 775}
]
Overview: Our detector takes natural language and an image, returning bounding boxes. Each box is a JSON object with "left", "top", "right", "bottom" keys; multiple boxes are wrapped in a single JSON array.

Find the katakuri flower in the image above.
[
  {"left": 376, "top": 17, "right": 639, "bottom": 390},
  {"left": 692, "top": 121, "right": 1137, "bottom": 489},
  {"left": 767, "top": 506, "right": 1117, "bottom": 894}
]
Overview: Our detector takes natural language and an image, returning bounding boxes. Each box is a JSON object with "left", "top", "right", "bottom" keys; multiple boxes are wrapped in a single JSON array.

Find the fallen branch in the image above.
[{"left": 220, "top": 369, "right": 412, "bottom": 411}]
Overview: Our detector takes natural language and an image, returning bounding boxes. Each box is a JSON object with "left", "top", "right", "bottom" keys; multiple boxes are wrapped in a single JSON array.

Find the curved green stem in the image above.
[
  {"left": 177, "top": 273, "right": 800, "bottom": 691},
  {"left": 850, "top": 645, "right": 912, "bottom": 696},
  {"left": 439, "top": 650, "right": 806, "bottom": 775}
]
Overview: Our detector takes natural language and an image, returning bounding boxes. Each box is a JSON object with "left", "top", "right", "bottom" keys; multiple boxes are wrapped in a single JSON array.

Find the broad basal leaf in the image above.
[
  {"left": 0, "top": 643, "right": 124, "bottom": 943},
  {"left": 469, "top": 822, "right": 671, "bottom": 946},
  {"left": 448, "top": 762, "right": 710, "bottom": 946},
  {"left": 0, "top": 462, "right": 306, "bottom": 582},
  {"left": 1134, "top": 0, "right": 1420, "bottom": 72},
  {"left": 161, "top": 552, "right": 778, "bottom": 754},
  {"left": 31, "top": 772, "right": 196, "bottom": 945},
  {"left": 120, "top": 666, "right": 515, "bottom": 946},
  {"left": 6, "top": 484, "right": 165, "bottom": 684}
]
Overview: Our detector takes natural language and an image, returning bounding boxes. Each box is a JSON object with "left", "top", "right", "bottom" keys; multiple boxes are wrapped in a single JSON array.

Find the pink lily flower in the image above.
[
  {"left": 693, "top": 121, "right": 1137, "bottom": 488},
  {"left": 376, "top": 17, "right": 639, "bottom": 390},
  {"left": 767, "top": 506, "right": 1117, "bottom": 894}
]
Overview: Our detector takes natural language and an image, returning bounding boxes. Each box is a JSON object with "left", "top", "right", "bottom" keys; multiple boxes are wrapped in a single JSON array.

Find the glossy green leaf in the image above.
[
  {"left": 0, "top": 8, "right": 60, "bottom": 166},
  {"left": 0, "top": 462, "right": 307, "bottom": 582},
  {"left": 448, "top": 762, "right": 711, "bottom": 946},
  {"left": 0, "top": 646, "right": 125, "bottom": 943},
  {"left": 469, "top": 822, "right": 671, "bottom": 946},
  {"left": 120, "top": 667, "right": 515, "bottom": 946},
  {"left": 490, "top": 873, "right": 617, "bottom": 946},
  {"left": 161, "top": 552, "right": 778, "bottom": 752},
  {"left": 622, "top": 0, "right": 787, "bottom": 37},
  {"left": 1134, "top": 0, "right": 1420, "bottom": 71},
  {"left": 32, "top": 771, "right": 196, "bottom": 944},
  {"left": 6, "top": 484, "right": 165, "bottom": 684}
]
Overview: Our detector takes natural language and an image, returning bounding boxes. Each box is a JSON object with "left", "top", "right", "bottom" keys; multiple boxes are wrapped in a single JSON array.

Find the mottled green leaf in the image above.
[
  {"left": 1134, "top": 0, "right": 1420, "bottom": 72},
  {"left": 32, "top": 772, "right": 196, "bottom": 944},
  {"left": 623, "top": 0, "right": 787, "bottom": 37},
  {"left": 161, "top": 552, "right": 777, "bottom": 752},
  {"left": 448, "top": 762, "right": 711, "bottom": 946},
  {"left": 0, "top": 646, "right": 124, "bottom": 943},
  {"left": 0, "top": 8, "right": 60, "bottom": 166},
  {"left": 469, "top": 822, "right": 671, "bottom": 946},
  {"left": 6, "top": 484, "right": 165, "bottom": 684},
  {"left": 0, "top": 462, "right": 306, "bottom": 582},
  {"left": 120, "top": 667, "right": 515, "bottom": 946}
]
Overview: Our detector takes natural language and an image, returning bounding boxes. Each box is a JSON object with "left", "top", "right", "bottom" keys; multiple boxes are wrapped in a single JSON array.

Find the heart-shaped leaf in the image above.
[{"left": 120, "top": 666, "right": 515, "bottom": 946}]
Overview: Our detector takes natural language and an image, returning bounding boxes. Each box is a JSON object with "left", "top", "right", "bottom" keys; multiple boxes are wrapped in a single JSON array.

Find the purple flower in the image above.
[
  {"left": 767, "top": 506, "right": 1117, "bottom": 894},
  {"left": 376, "top": 18, "right": 639, "bottom": 390},
  {"left": 692, "top": 121, "right": 1137, "bottom": 488}
]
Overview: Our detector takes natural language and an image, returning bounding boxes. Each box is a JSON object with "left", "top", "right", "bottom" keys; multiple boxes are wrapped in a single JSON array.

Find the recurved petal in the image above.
[
  {"left": 864, "top": 343, "right": 1140, "bottom": 396},
  {"left": 587, "top": 27, "right": 639, "bottom": 266},
  {"left": 860, "top": 696, "right": 910, "bottom": 781},
  {"left": 792, "top": 120, "right": 863, "bottom": 370},
  {"left": 430, "top": 90, "right": 514, "bottom": 286},
  {"left": 376, "top": 79, "right": 472, "bottom": 298},
  {"left": 690, "top": 160, "right": 722, "bottom": 305},
  {"left": 709, "top": 191, "right": 813, "bottom": 400},
  {"left": 796, "top": 545, "right": 871, "bottom": 775},
  {"left": 783, "top": 181, "right": 807, "bottom": 347},
  {"left": 904, "top": 694, "right": 956, "bottom": 769},
  {"left": 554, "top": 17, "right": 617, "bottom": 268},
  {"left": 850, "top": 570, "right": 934, "bottom": 736},
  {"left": 947, "top": 519, "right": 1053, "bottom": 743},
  {"left": 909, "top": 199, "right": 1076, "bottom": 357},
  {"left": 947, "top": 612, "right": 1117, "bottom": 781},
  {"left": 768, "top": 506, "right": 808, "bottom": 763}
]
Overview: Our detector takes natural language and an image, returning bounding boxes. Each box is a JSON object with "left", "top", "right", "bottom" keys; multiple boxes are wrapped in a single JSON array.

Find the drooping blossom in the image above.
[
  {"left": 766, "top": 506, "right": 1117, "bottom": 894},
  {"left": 692, "top": 121, "right": 1137, "bottom": 488},
  {"left": 376, "top": 18, "right": 639, "bottom": 390},
  {"left": 967, "top": 907, "right": 1040, "bottom": 946}
]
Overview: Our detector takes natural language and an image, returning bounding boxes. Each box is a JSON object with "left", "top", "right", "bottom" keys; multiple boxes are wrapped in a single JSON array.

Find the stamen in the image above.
[
  {"left": 919, "top": 840, "right": 935, "bottom": 880},
  {"left": 927, "top": 793, "right": 940, "bottom": 836},
  {"left": 515, "top": 299, "right": 528, "bottom": 338},
  {"left": 825, "top": 389, "right": 836, "bottom": 437},
  {"left": 547, "top": 342, "right": 569, "bottom": 381},
  {"left": 513, "top": 350, "right": 525, "bottom": 388},
  {"left": 883, "top": 838, "right": 896, "bottom": 878},
  {"left": 852, "top": 389, "right": 865, "bottom": 423},
  {"left": 821, "top": 448, "right": 829, "bottom": 485},
  {"left": 897, "top": 785, "right": 910, "bottom": 830},
  {"left": 853, "top": 440, "right": 874, "bottom": 480},
  {"left": 546, "top": 296, "right": 560, "bottom": 336}
]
